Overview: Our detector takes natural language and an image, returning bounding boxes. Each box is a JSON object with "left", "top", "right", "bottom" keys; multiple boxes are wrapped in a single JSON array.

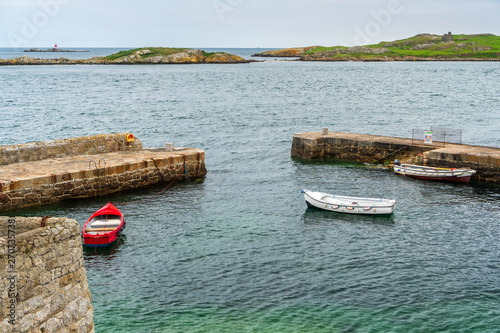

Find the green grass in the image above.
[
  {"left": 302, "top": 34, "right": 500, "bottom": 59},
  {"left": 103, "top": 48, "right": 233, "bottom": 61},
  {"left": 379, "top": 33, "right": 500, "bottom": 58},
  {"left": 103, "top": 47, "right": 188, "bottom": 61},
  {"left": 303, "top": 46, "right": 347, "bottom": 55},
  {"left": 202, "top": 51, "right": 227, "bottom": 58}
]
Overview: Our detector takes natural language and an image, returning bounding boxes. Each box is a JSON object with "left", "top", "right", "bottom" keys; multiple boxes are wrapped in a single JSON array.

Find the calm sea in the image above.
[{"left": 1, "top": 53, "right": 499, "bottom": 332}]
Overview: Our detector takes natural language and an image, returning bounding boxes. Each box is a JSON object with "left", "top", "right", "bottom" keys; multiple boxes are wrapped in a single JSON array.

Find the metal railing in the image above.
[{"left": 412, "top": 128, "right": 462, "bottom": 147}]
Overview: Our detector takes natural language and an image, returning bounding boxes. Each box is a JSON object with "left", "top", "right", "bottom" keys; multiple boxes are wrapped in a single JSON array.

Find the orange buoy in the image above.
[{"left": 126, "top": 133, "right": 134, "bottom": 142}]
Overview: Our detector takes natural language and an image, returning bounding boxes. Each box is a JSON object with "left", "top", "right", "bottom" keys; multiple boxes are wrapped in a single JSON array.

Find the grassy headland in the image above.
[{"left": 253, "top": 33, "right": 500, "bottom": 61}]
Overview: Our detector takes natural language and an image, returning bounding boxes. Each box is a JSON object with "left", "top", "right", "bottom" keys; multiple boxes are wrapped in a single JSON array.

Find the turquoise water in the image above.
[{"left": 1, "top": 59, "right": 500, "bottom": 332}]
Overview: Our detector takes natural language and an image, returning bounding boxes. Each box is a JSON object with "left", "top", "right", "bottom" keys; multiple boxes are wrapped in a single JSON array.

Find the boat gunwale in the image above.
[
  {"left": 397, "top": 164, "right": 476, "bottom": 174},
  {"left": 303, "top": 190, "right": 396, "bottom": 209},
  {"left": 82, "top": 202, "right": 125, "bottom": 244}
]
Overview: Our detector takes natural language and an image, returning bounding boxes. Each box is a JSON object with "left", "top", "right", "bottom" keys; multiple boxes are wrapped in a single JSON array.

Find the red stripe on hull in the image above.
[
  {"left": 408, "top": 175, "right": 472, "bottom": 183},
  {"left": 83, "top": 231, "right": 121, "bottom": 246}
]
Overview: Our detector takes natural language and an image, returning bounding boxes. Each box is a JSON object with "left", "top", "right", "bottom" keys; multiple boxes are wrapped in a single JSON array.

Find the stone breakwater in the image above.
[
  {"left": 0, "top": 134, "right": 207, "bottom": 212},
  {"left": 291, "top": 131, "right": 500, "bottom": 183},
  {"left": 0, "top": 133, "right": 142, "bottom": 166},
  {"left": 0, "top": 216, "right": 94, "bottom": 333}
]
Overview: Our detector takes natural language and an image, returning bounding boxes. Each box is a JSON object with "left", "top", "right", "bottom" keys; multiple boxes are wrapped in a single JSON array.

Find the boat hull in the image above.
[
  {"left": 83, "top": 228, "right": 123, "bottom": 247},
  {"left": 394, "top": 164, "right": 475, "bottom": 183},
  {"left": 303, "top": 190, "right": 395, "bottom": 215},
  {"left": 403, "top": 174, "right": 472, "bottom": 183},
  {"left": 82, "top": 202, "right": 125, "bottom": 247}
]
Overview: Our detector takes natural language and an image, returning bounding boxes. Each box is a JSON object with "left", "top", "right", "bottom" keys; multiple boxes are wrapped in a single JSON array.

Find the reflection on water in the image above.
[
  {"left": 302, "top": 206, "right": 395, "bottom": 227},
  {"left": 83, "top": 235, "right": 126, "bottom": 267}
]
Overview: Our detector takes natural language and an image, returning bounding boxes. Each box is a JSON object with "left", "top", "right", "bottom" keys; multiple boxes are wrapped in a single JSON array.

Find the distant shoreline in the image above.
[
  {"left": 24, "top": 48, "right": 90, "bottom": 53},
  {"left": 251, "top": 33, "right": 500, "bottom": 62},
  {"left": 1, "top": 57, "right": 499, "bottom": 66}
]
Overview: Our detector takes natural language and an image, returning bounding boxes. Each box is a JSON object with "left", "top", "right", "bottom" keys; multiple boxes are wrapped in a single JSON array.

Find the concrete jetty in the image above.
[
  {"left": 0, "top": 133, "right": 206, "bottom": 212},
  {"left": 291, "top": 131, "right": 500, "bottom": 183}
]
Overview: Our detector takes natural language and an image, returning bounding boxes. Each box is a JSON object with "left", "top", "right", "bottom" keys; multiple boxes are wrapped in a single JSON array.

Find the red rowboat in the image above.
[{"left": 82, "top": 202, "right": 125, "bottom": 247}]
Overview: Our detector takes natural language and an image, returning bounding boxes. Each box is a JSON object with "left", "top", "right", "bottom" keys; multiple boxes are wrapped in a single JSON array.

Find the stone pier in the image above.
[
  {"left": 0, "top": 216, "right": 93, "bottom": 332},
  {"left": 291, "top": 131, "right": 500, "bottom": 183},
  {"left": 0, "top": 133, "right": 207, "bottom": 212}
]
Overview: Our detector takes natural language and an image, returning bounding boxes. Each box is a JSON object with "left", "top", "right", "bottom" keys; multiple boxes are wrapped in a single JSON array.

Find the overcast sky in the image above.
[{"left": 1, "top": 0, "right": 499, "bottom": 48}]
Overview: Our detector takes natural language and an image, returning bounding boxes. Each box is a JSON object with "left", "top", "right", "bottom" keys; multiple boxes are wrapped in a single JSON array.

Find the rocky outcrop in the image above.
[
  {"left": 344, "top": 46, "right": 389, "bottom": 54},
  {"left": 110, "top": 49, "right": 248, "bottom": 64},
  {"left": 472, "top": 45, "right": 493, "bottom": 51},
  {"left": 413, "top": 44, "right": 435, "bottom": 50},
  {"left": 0, "top": 216, "right": 94, "bottom": 332},
  {"left": 300, "top": 55, "right": 500, "bottom": 62},
  {"left": 114, "top": 49, "right": 206, "bottom": 64},
  {"left": 0, "top": 48, "right": 248, "bottom": 65},
  {"left": 301, "top": 47, "right": 389, "bottom": 61},
  {"left": 24, "top": 48, "right": 89, "bottom": 52},
  {"left": 252, "top": 46, "right": 320, "bottom": 57},
  {"left": 0, "top": 56, "right": 102, "bottom": 65},
  {"left": 253, "top": 33, "right": 500, "bottom": 61},
  {"left": 204, "top": 52, "right": 248, "bottom": 63}
]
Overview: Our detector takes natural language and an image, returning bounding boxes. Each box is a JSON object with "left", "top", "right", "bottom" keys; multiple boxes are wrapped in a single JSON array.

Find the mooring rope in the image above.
[
  {"left": 151, "top": 158, "right": 166, "bottom": 182},
  {"left": 113, "top": 166, "right": 186, "bottom": 206},
  {"left": 291, "top": 191, "right": 304, "bottom": 205}
]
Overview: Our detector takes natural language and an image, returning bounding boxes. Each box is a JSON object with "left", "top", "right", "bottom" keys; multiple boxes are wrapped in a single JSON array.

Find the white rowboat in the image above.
[
  {"left": 302, "top": 190, "right": 396, "bottom": 215},
  {"left": 393, "top": 162, "right": 475, "bottom": 183}
]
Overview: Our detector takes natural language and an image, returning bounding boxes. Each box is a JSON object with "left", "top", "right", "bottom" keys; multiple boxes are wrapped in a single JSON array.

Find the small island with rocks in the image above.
[
  {"left": 252, "top": 33, "right": 500, "bottom": 61},
  {"left": 0, "top": 47, "right": 249, "bottom": 65},
  {"left": 102, "top": 47, "right": 248, "bottom": 64},
  {"left": 24, "top": 48, "right": 89, "bottom": 52}
]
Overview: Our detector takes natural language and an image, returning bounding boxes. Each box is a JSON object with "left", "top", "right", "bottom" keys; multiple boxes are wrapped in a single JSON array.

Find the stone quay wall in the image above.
[
  {"left": 426, "top": 149, "right": 500, "bottom": 183},
  {"left": 0, "top": 132, "right": 207, "bottom": 212},
  {"left": 0, "top": 217, "right": 93, "bottom": 333},
  {"left": 0, "top": 149, "right": 206, "bottom": 212},
  {"left": 0, "top": 133, "right": 142, "bottom": 166},
  {"left": 291, "top": 134, "right": 433, "bottom": 163},
  {"left": 291, "top": 131, "right": 500, "bottom": 183}
]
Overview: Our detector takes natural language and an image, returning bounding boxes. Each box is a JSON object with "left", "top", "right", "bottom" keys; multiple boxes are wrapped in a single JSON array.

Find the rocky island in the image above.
[
  {"left": 24, "top": 48, "right": 89, "bottom": 52},
  {"left": 0, "top": 47, "right": 249, "bottom": 65},
  {"left": 252, "top": 33, "right": 500, "bottom": 61}
]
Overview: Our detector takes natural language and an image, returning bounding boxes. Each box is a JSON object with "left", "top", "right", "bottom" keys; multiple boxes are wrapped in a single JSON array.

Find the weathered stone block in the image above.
[
  {"left": 0, "top": 217, "right": 93, "bottom": 332},
  {"left": 0, "top": 193, "right": 11, "bottom": 203},
  {"left": 25, "top": 193, "right": 39, "bottom": 203}
]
